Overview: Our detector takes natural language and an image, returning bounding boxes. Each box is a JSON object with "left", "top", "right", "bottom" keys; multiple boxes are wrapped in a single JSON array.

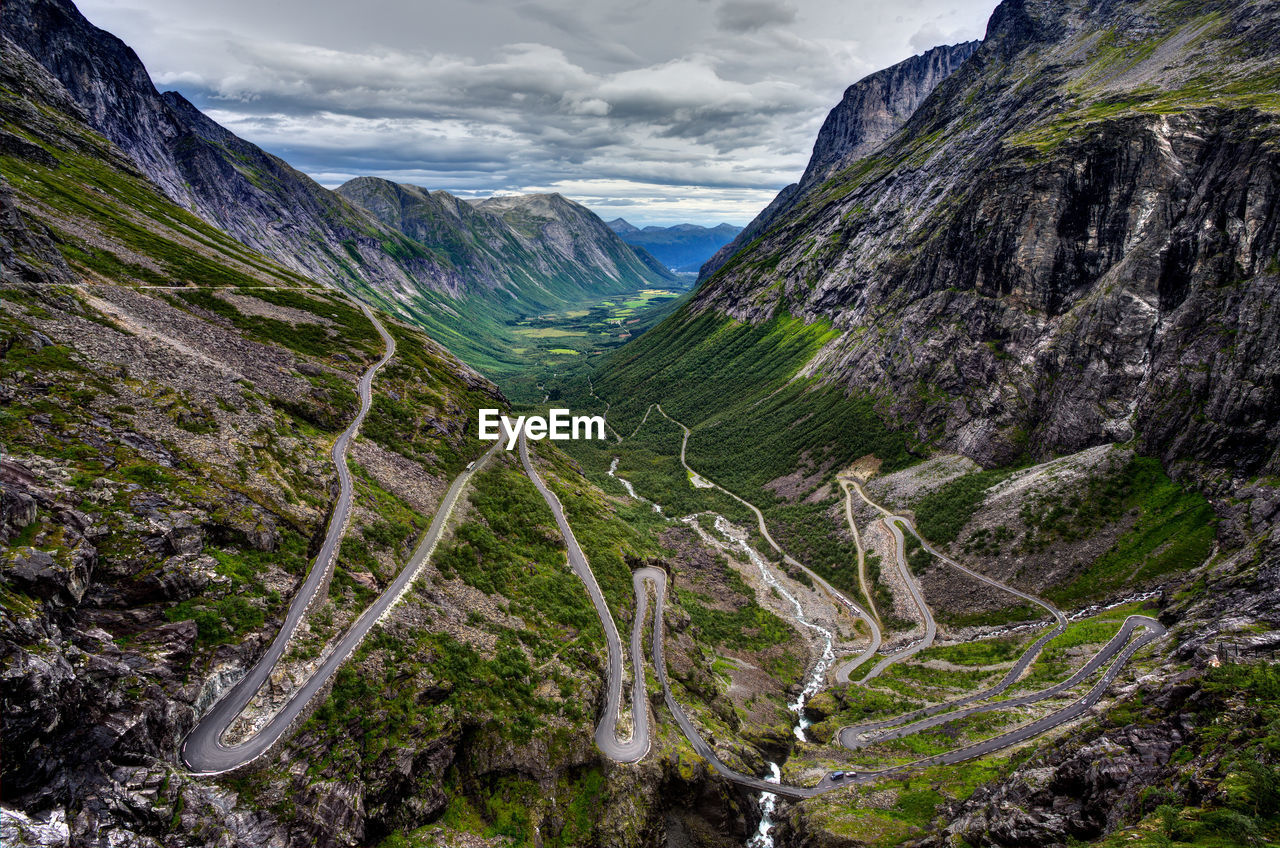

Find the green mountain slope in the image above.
[
  {"left": 0, "top": 0, "right": 676, "bottom": 394},
  {"left": 577, "top": 0, "right": 1278, "bottom": 661},
  {"left": 681, "top": 0, "right": 1280, "bottom": 485},
  {"left": 338, "top": 178, "right": 676, "bottom": 394}
]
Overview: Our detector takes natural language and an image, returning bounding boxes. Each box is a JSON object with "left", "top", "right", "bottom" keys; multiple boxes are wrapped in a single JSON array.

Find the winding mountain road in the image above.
[
  {"left": 518, "top": 433, "right": 649, "bottom": 762},
  {"left": 653, "top": 405, "right": 883, "bottom": 677},
  {"left": 848, "top": 526, "right": 935, "bottom": 681},
  {"left": 850, "top": 481, "right": 1067, "bottom": 631},
  {"left": 558, "top": 397, "right": 1166, "bottom": 799},
  {"left": 839, "top": 613, "right": 1162, "bottom": 750},
  {"left": 180, "top": 360, "right": 1168, "bottom": 788},
  {"left": 182, "top": 306, "right": 501, "bottom": 774},
  {"left": 586, "top": 377, "right": 624, "bottom": 443},
  {"left": 843, "top": 481, "right": 880, "bottom": 627},
  {"left": 831, "top": 481, "right": 1074, "bottom": 732}
]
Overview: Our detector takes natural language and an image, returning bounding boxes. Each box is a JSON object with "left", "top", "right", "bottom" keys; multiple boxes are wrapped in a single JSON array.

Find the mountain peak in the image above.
[{"left": 701, "top": 40, "right": 979, "bottom": 280}]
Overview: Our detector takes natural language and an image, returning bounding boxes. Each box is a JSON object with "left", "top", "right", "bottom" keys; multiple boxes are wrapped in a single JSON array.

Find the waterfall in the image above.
[
  {"left": 746, "top": 762, "right": 783, "bottom": 848},
  {"left": 608, "top": 457, "right": 662, "bottom": 514},
  {"left": 708, "top": 515, "right": 835, "bottom": 740}
]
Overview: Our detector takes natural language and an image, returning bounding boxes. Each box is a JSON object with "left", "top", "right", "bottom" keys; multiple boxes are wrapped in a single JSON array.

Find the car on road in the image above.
[
  {"left": 830, "top": 771, "right": 846, "bottom": 780},
  {"left": 466, "top": 461, "right": 475, "bottom": 471}
]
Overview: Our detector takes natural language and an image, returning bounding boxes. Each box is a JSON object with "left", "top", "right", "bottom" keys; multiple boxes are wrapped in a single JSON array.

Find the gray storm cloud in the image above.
[
  {"left": 714, "top": 0, "right": 799, "bottom": 33},
  {"left": 77, "top": 0, "right": 996, "bottom": 225}
]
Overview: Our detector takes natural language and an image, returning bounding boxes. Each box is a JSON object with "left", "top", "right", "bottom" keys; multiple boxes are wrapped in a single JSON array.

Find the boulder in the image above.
[
  {"left": 149, "top": 554, "right": 223, "bottom": 601},
  {"left": 2, "top": 547, "right": 90, "bottom": 604},
  {"left": 0, "top": 806, "right": 69, "bottom": 847},
  {"left": 1, "top": 487, "right": 38, "bottom": 543},
  {"left": 162, "top": 514, "right": 204, "bottom": 556}
]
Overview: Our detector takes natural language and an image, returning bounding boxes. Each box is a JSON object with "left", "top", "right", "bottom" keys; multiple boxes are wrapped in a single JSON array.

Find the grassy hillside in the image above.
[
  {"left": 401, "top": 282, "right": 689, "bottom": 404},
  {"left": 337, "top": 180, "right": 681, "bottom": 401},
  {"left": 583, "top": 306, "right": 914, "bottom": 505}
]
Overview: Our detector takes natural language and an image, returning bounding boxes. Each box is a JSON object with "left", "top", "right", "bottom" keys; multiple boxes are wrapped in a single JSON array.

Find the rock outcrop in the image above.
[
  {"left": 687, "top": 0, "right": 1279, "bottom": 486},
  {"left": 700, "top": 41, "right": 979, "bottom": 279}
]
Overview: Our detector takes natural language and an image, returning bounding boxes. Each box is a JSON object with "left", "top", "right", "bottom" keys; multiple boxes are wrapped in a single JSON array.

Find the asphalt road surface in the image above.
[
  {"left": 519, "top": 433, "right": 650, "bottom": 762},
  {"left": 842, "top": 481, "right": 880, "bottom": 626},
  {"left": 842, "top": 614, "right": 1166, "bottom": 776},
  {"left": 652, "top": 405, "right": 884, "bottom": 677},
  {"left": 574, "top": 400, "right": 1166, "bottom": 799},
  {"left": 839, "top": 614, "right": 1163, "bottom": 749},
  {"left": 851, "top": 482, "right": 1067, "bottom": 630},
  {"left": 182, "top": 307, "right": 502, "bottom": 773},
  {"left": 835, "top": 482, "right": 1073, "bottom": 730},
  {"left": 181, "top": 376, "right": 1170, "bottom": 791},
  {"left": 846, "top": 500, "right": 938, "bottom": 683}
]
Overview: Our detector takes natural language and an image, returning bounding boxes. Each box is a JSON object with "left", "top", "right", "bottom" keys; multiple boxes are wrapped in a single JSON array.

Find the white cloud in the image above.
[
  {"left": 76, "top": 0, "right": 997, "bottom": 225},
  {"left": 908, "top": 21, "right": 980, "bottom": 54}
]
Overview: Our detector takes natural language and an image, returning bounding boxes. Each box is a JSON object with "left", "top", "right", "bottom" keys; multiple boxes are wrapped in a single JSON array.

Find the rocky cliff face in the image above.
[
  {"left": 794, "top": 42, "right": 982, "bottom": 197},
  {"left": 0, "top": 0, "right": 466, "bottom": 302},
  {"left": 689, "top": 0, "right": 1280, "bottom": 489},
  {"left": 700, "top": 41, "right": 979, "bottom": 279}
]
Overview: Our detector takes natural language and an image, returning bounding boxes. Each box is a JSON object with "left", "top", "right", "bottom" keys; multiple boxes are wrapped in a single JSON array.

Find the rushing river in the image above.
[
  {"left": 682, "top": 514, "right": 839, "bottom": 848},
  {"left": 706, "top": 515, "right": 836, "bottom": 740},
  {"left": 746, "top": 762, "right": 783, "bottom": 848},
  {"left": 608, "top": 457, "right": 662, "bottom": 514},
  {"left": 604, "top": 455, "right": 826, "bottom": 848}
]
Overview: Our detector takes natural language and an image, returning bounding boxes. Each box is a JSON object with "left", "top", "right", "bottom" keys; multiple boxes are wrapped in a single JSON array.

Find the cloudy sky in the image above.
[{"left": 78, "top": 0, "right": 997, "bottom": 226}]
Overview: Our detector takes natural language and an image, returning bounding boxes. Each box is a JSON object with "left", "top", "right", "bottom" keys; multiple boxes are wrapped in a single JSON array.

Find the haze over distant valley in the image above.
[{"left": 606, "top": 220, "right": 744, "bottom": 273}]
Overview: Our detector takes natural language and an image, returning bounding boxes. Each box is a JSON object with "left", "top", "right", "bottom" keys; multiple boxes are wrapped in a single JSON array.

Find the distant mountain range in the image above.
[
  {"left": 0, "top": 0, "right": 671, "bottom": 381},
  {"left": 605, "top": 219, "right": 742, "bottom": 272}
]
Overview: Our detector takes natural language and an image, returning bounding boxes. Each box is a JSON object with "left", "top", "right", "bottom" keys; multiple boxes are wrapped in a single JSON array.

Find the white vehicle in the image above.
[{"left": 466, "top": 461, "right": 475, "bottom": 471}]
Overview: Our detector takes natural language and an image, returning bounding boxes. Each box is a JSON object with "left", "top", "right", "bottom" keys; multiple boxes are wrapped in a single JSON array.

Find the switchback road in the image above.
[
  {"left": 519, "top": 433, "right": 650, "bottom": 762},
  {"left": 849, "top": 504, "right": 942, "bottom": 686},
  {"left": 842, "top": 481, "right": 880, "bottom": 626},
  {"left": 565, "top": 399, "right": 1166, "bottom": 798},
  {"left": 839, "top": 614, "right": 1162, "bottom": 749},
  {"left": 833, "top": 482, "right": 1073, "bottom": 742},
  {"left": 653, "top": 405, "right": 883, "bottom": 677},
  {"left": 182, "top": 306, "right": 501, "bottom": 773}
]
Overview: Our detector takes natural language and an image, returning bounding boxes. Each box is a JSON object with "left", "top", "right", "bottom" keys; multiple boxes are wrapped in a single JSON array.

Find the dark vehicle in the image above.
[{"left": 830, "top": 771, "right": 846, "bottom": 780}]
